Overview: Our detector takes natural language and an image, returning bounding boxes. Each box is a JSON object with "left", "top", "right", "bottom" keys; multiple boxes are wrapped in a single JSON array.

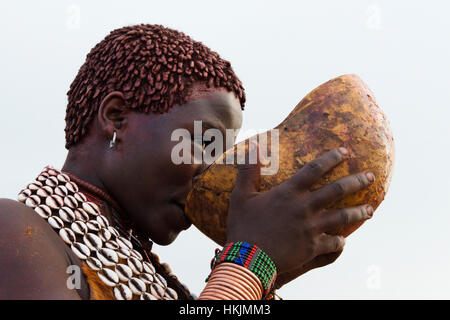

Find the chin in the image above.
[
  {"left": 150, "top": 229, "right": 181, "bottom": 246},
  {"left": 142, "top": 217, "right": 184, "bottom": 246},
  {"left": 136, "top": 205, "right": 191, "bottom": 246}
]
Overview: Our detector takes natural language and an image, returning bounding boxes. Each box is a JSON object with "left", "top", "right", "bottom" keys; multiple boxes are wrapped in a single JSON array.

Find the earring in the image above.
[{"left": 109, "top": 131, "right": 117, "bottom": 149}]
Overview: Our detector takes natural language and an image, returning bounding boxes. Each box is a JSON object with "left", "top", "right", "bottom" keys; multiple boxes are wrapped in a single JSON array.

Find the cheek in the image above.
[
  {"left": 162, "top": 136, "right": 200, "bottom": 185},
  {"left": 166, "top": 160, "right": 198, "bottom": 187},
  {"left": 145, "top": 140, "right": 197, "bottom": 188},
  {"left": 125, "top": 116, "right": 197, "bottom": 187}
]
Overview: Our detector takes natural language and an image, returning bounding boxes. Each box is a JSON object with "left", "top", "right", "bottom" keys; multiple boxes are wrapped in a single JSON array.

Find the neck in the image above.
[
  {"left": 62, "top": 148, "right": 135, "bottom": 233},
  {"left": 62, "top": 146, "right": 109, "bottom": 194}
]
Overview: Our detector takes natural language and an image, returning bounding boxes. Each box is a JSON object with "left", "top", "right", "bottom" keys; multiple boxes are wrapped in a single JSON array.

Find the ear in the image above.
[{"left": 97, "top": 91, "right": 128, "bottom": 142}]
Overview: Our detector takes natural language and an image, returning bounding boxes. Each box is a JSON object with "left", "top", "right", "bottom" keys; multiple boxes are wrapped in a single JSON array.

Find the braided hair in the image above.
[{"left": 65, "top": 24, "right": 246, "bottom": 149}]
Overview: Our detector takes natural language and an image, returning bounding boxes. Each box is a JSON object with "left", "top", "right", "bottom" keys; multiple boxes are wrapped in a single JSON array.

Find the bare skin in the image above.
[
  {"left": 0, "top": 199, "right": 89, "bottom": 299},
  {"left": 0, "top": 86, "right": 374, "bottom": 298},
  {"left": 228, "top": 145, "right": 374, "bottom": 289}
]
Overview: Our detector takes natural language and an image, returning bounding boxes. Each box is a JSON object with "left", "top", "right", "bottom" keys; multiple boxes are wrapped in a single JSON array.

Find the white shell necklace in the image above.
[{"left": 17, "top": 165, "right": 178, "bottom": 300}]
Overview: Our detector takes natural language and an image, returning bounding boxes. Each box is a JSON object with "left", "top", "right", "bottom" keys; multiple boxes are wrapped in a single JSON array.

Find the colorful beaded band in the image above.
[{"left": 208, "top": 242, "right": 277, "bottom": 297}]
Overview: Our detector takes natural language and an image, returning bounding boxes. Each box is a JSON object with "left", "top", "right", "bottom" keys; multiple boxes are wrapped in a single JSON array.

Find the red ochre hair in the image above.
[{"left": 65, "top": 24, "right": 246, "bottom": 148}]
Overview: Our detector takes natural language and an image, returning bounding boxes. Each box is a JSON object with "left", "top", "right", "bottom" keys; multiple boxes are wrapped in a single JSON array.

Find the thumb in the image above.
[{"left": 233, "top": 141, "right": 261, "bottom": 198}]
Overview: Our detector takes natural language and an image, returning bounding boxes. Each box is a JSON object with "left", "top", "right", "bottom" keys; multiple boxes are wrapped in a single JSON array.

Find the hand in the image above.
[
  {"left": 273, "top": 250, "right": 343, "bottom": 289},
  {"left": 226, "top": 144, "right": 375, "bottom": 288}
]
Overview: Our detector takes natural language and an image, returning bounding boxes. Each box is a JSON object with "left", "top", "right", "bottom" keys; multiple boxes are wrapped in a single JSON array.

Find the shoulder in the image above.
[
  {"left": 0, "top": 198, "right": 53, "bottom": 244},
  {"left": 0, "top": 198, "right": 47, "bottom": 229},
  {"left": 0, "top": 197, "right": 34, "bottom": 216},
  {"left": 0, "top": 198, "right": 65, "bottom": 249},
  {"left": 0, "top": 198, "right": 88, "bottom": 299}
]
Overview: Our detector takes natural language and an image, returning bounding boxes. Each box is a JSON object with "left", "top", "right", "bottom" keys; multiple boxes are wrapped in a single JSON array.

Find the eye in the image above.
[
  {"left": 190, "top": 133, "right": 206, "bottom": 153},
  {"left": 202, "top": 140, "right": 213, "bottom": 150},
  {"left": 190, "top": 130, "right": 214, "bottom": 153}
]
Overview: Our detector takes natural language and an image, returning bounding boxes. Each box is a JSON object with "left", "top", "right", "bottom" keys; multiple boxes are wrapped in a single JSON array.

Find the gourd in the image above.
[{"left": 185, "top": 74, "right": 395, "bottom": 246}]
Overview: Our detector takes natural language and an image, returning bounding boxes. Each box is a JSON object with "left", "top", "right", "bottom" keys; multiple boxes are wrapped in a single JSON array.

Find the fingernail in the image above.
[
  {"left": 366, "top": 205, "right": 374, "bottom": 218},
  {"left": 338, "top": 147, "right": 348, "bottom": 157},
  {"left": 366, "top": 172, "right": 375, "bottom": 183}
]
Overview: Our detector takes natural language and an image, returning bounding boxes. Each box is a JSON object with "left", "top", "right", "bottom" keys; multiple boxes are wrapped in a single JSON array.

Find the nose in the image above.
[{"left": 192, "top": 162, "right": 211, "bottom": 185}]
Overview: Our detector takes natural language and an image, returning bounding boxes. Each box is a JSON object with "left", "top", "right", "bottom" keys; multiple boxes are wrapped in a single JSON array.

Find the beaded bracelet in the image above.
[{"left": 207, "top": 241, "right": 277, "bottom": 298}]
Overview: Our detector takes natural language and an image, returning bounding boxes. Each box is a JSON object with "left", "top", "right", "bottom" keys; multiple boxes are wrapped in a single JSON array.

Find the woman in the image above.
[{"left": 0, "top": 24, "right": 375, "bottom": 300}]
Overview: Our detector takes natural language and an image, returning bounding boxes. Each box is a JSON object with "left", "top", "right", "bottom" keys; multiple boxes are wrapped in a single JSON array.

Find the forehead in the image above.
[{"left": 168, "top": 89, "right": 243, "bottom": 131}]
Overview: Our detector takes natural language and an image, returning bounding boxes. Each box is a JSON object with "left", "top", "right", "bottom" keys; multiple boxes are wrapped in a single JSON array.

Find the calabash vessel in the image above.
[{"left": 185, "top": 74, "right": 395, "bottom": 245}]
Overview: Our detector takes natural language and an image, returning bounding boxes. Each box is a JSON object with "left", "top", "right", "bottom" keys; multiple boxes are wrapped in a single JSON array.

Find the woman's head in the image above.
[
  {"left": 63, "top": 24, "right": 245, "bottom": 245},
  {"left": 65, "top": 24, "right": 245, "bottom": 147}
]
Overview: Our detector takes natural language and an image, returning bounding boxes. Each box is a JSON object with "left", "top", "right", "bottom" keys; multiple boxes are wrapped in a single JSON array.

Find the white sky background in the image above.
[{"left": 0, "top": 0, "right": 449, "bottom": 299}]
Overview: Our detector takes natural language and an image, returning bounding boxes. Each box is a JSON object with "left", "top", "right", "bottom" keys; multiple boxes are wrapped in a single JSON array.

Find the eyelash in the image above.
[{"left": 190, "top": 133, "right": 211, "bottom": 151}]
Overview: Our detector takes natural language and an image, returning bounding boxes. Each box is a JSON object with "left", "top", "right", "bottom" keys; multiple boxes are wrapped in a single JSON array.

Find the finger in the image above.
[
  {"left": 233, "top": 141, "right": 261, "bottom": 199},
  {"left": 274, "top": 266, "right": 310, "bottom": 290},
  {"left": 287, "top": 148, "right": 349, "bottom": 190},
  {"left": 309, "top": 171, "right": 375, "bottom": 209},
  {"left": 305, "top": 250, "right": 343, "bottom": 270},
  {"left": 315, "top": 234, "right": 346, "bottom": 256},
  {"left": 317, "top": 204, "right": 374, "bottom": 233},
  {"left": 275, "top": 250, "right": 344, "bottom": 290}
]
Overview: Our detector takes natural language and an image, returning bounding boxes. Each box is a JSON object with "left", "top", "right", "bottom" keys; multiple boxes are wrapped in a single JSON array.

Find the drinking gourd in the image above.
[{"left": 185, "top": 74, "right": 395, "bottom": 245}]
